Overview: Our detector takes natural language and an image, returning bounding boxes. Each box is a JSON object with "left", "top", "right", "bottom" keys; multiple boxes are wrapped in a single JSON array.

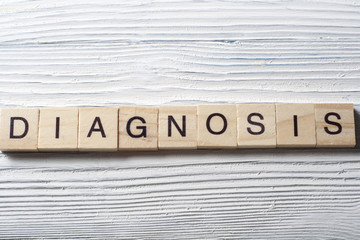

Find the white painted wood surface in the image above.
[{"left": 1, "top": 0, "right": 360, "bottom": 239}]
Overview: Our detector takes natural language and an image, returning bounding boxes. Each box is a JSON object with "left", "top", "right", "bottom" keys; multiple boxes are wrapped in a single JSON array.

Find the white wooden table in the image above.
[{"left": 1, "top": 0, "right": 360, "bottom": 239}]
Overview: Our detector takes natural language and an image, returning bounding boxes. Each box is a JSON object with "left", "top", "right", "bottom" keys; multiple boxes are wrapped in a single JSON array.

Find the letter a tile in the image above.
[
  {"left": 78, "top": 107, "right": 118, "bottom": 151},
  {"left": 0, "top": 108, "right": 39, "bottom": 152}
]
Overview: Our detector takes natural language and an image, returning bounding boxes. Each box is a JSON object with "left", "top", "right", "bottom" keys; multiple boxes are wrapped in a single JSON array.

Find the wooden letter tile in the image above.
[
  {"left": 197, "top": 105, "right": 237, "bottom": 149},
  {"left": 0, "top": 108, "right": 39, "bottom": 152},
  {"left": 158, "top": 106, "right": 197, "bottom": 149},
  {"left": 237, "top": 104, "right": 276, "bottom": 148},
  {"left": 78, "top": 107, "right": 118, "bottom": 151},
  {"left": 119, "top": 106, "right": 158, "bottom": 151},
  {"left": 276, "top": 103, "right": 316, "bottom": 148},
  {"left": 38, "top": 108, "right": 78, "bottom": 151},
  {"left": 315, "top": 103, "right": 355, "bottom": 148}
]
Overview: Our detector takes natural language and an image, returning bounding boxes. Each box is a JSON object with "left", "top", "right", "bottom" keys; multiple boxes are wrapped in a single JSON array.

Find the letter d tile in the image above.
[{"left": 0, "top": 108, "right": 39, "bottom": 152}]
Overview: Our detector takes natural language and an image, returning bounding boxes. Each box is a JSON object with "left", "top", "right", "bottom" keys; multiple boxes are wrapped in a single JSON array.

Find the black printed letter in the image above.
[
  {"left": 324, "top": 112, "right": 342, "bottom": 135},
  {"left": 293, "top": 115, "right": 298, "bottom": 137},
  {"left": 55, "top": 117, "right": 60, "bottom": 139},
  {"left": 168, "top": 115, "right": 186, "bottom": 137},
  {"left": 127, "top": 116, "right": 147, "bottom": 138},
  {"left": 87, "top": 117, "right": 106, "bottom": 138},
  {"left": 206, "top": 113, "right": 227, "bottom": 135},
  {"left": 9, "top": 117, "right": 29, "bottom": 139},
  {"left": 247, "top": 113, "right": 265, "bottom": 135}
]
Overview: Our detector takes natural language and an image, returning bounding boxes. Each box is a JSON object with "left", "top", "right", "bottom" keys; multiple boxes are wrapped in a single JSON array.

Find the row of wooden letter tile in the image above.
[{"left": 0, "top": 103, "right": 356, "bottom": 152}]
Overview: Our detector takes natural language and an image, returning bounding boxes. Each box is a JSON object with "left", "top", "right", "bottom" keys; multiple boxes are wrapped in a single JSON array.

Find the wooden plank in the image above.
[{"left": 0, "top": 0, "right": 360, "bottom": 239}]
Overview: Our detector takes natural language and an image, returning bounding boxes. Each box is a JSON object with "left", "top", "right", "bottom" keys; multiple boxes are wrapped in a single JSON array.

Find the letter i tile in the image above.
[
  {"left": 38, "top": 108, "right": 78, "bottom": 151},
  {"left": 276, "top": 103, "right": 316, "bottom": 148}
]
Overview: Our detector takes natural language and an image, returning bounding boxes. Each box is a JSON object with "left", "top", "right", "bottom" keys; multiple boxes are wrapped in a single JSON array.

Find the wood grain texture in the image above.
[{"left": 0, "top": 0, "right": 360, "bottom": 239}]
